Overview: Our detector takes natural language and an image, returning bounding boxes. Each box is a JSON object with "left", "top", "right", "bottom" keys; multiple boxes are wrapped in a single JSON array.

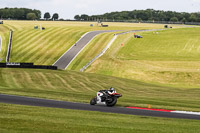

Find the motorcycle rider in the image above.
[
  {"left": 97, "top": 87, "right": 116, "bottom": 103},
  {"left": 108, "top": 87, "right": 116, "bottom": 95}
]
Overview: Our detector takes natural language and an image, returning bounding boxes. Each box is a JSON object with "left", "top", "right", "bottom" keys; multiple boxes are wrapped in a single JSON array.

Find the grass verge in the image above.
[
  {"left": 2, "top": 20, "right": 166, "bottom": 65},
  {"left": 0, "top": 103, "right": 200, "bottom": 133},
  {"left": 0, "top": 68, "right": 200, "bottom": 112},
  {"left": 0, "top": 24, "right": 10, "bottom": 62},
  {"left": 86, "top": 27, "right": 200, "bottom": 88}
]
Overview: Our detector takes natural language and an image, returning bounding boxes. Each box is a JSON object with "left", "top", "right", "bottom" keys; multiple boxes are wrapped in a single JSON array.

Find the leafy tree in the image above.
[
  {"left": 0, "top": 7, "right": 41, "bottom": 20},
  {"left": 33, "top": 9, "right": 41, "bottom": 19},
  {"left": 44, "top": 12, "right": 51, "bottom": 20},
  {"left": 170, "top": 17, "right": 178, "bottom": 22},
  {"left": 181, "top": 18, "right": 186, "bottom": 23},
  {"left": 80, "top": 14, "right": 89, "bottom": 21},
  {"left": 26, "top": 13, "right": 37, "bottom": 20},
  {"left": 189, "top": 14, "right": 197, "bottom": 22},
  {"left": 14, "top": 8, "right": 25, "bottom": 19},
  {"left": 74, "top": 15, "right": 80, "bottom": 20},
  {"left": 87, "top": 9, "right": 200, "bottom": 23},
  {"left": 52, "top": 13, "right": 59, "bottom": 20}
]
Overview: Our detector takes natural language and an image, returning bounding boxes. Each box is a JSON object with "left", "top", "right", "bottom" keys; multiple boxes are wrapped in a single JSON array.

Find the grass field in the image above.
[
  {"left": 0, "top": 21, "right": 166, "bottom": 65},
  {"left": 0, "top": 21, "right": 200, "bottom": 132},
  {"left": 83, "top": 27, "right": 200, "bottom": 88},
  {"left": 0, "top": 24, "right": 9, "bottom": 62},
  {"left": 1, "top": 103, "right": 200, "bottom": 133},
  {"left": 67, "top": 32, "right": 115, "bottom": 70},
  {"left": 0, "top": 68, "right": 200, "bottom": 112}
]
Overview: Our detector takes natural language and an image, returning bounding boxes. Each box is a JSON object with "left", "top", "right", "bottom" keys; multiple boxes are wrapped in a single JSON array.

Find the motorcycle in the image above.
[{"left": 90, "top": 90, "right": 122, "bottom": 107}]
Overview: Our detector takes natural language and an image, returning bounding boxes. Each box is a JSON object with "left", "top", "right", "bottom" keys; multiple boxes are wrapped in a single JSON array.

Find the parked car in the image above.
[{"left": 134, "top": 35, "right": 143, "bottom": 38}]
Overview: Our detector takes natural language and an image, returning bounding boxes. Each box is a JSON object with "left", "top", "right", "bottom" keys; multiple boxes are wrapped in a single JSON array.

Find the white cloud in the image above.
[{"left": 193, "top": 0, "right": 200, "bottom": 2}]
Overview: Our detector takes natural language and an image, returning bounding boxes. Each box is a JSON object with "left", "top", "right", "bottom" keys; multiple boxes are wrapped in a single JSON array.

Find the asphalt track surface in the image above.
[
  {"left": 0, "top": 94, "right": 200, "bottom": 120},
  {"left": 53, "top": 30, "right": 118, "bottom": 69},
  {"left": 53, "top": 29, "right": 164, "bottom": 70}
]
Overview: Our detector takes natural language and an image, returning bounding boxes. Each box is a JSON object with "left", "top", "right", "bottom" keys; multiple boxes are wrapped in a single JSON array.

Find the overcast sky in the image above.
[{"left": 1, "top": 0, "right": 200, "bottom": 19}]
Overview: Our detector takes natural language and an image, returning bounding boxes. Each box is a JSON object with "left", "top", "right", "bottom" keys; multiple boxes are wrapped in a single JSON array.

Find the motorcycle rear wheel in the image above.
[{"left": 90, "top": 97, "right": 97, "bottom": 105}]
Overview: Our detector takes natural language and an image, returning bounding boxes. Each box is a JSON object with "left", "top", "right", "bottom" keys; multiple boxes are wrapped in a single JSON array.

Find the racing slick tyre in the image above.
[
  {"left": 90, "top": 97, "right": 97, "bottom": 105},
  {"left": 106, "top": 97, "right": 117, "bottom": 107}
]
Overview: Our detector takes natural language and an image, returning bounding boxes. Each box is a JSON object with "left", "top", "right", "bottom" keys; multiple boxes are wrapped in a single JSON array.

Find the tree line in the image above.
[
  {"left": 0, "top": 8, "right": 41, "bottom": 20},
  {"left": 0, "top": 8, "right": 59, "bottom": 20},
  {"left": 74, "top": 9, "right": 200, "bottom": 22},
  {"left": 44, "top": 12, "right": 59, "bottom": 20}
]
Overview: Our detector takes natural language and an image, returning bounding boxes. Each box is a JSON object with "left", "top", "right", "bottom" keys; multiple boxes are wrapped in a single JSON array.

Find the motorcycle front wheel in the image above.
[{"left": 106, "top": 97, "right": 117, "bottom": 107}]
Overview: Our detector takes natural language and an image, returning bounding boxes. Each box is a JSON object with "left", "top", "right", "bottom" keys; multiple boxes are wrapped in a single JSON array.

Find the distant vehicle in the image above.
[
  {"left": 101, "top": 23, "right": 109, "bottom": 27},
  {"left": 90, "top": 88, "right": 122, "bottom": 107},
  {"left": 134, "top": 35, "right": 143, "bottom": 38},
  {"left": 34, "top": 25, "right": 38, "bottom": 29},
  {"left": 164, "top": 25, "right": 172, "bottom": 28}
]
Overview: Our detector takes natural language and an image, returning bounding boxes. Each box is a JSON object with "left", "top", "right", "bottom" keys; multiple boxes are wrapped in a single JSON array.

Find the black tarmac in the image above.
[
  {"left": 0, "top": 94, "right": 200, "bottom": 120},
  {"left": 53, "top": 30, "right": 118, "bottom": 69},
  {"left": 53, "top": 29, "right": 164, "bottom": 70}
]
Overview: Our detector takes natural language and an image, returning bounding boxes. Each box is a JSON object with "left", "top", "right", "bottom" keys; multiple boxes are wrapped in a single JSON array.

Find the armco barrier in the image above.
[
  {"left": 0, "top": 63, "right": 57, "bottom": 70},
  {"left": 6, "top": 29, "right": 13, "bottom": 62}
]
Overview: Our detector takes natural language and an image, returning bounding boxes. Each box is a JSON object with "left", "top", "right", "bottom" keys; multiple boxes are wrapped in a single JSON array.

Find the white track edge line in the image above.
[
  {"left": 80, "top": 29, "right": 163, "bottom": 72},
  {"left": 65, "top": 31, "right": 118, "bottom": 70},
  {"left": 52, "top": 32, "right": 90, "bottom": 66},
  {"left": 80, "top": 35, "right": 118, "bottom": 72},
  {"left": 64, "top": 33, "right": 102, "bottom": 70},
  {"left": 171, "top": 111, "right": 200, "bottom": 116}
]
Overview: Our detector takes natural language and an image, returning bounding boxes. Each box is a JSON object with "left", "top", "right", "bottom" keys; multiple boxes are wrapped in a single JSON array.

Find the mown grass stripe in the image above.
[
  {"left": 38, "top": 30, "right": 83, "bottom": 65},
  {"left": 33, "top": 29, "right": 77, "bottom": 64},
  {"left": 0, "top": 35, "right": 2, "bottom": 54},
  {"left": 3, "top": 72, "right": 21, "bottom": 88},
  {"left": 31, "top": 71, "right": 49, "bottom": 89},
  {"left": 21, "top": 29, "right": 74, "bottom": 64},
  {"left": 23, "top": 71, "right": 40, "bottom": 89},
  {"left": 12, "top": 28, "right": 57, "bottom": 55},
  {"left": 13, "top": 30, "right": 36, "bottom": 43},
  {"left": 68, "top": 75, "right": 95, "bottom": 92},
  {"left": 0, "top": 27, "right": 9, "bottom": 62},
  {"left": 54, "top": 74, "right": 80, "bottom": 92},
  {"left": 11, "top": 30, "right": 51, "bottom": 57},
  {"left": 37, "top": 72, "right": 55, "bottom": 90},
  {"left": 5, "top": 24, "right": 18, "bottom": 31},
  {"left": 11, "top": 28, "right": 63, "bottom": 62},
  {"left": 68, "top": 32, "right": 115, "bottom": 71}
]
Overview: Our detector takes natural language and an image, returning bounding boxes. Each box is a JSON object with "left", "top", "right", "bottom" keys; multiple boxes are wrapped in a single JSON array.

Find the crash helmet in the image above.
[{"left": 110, "top": 87, "right": 115, "bottom": 91}]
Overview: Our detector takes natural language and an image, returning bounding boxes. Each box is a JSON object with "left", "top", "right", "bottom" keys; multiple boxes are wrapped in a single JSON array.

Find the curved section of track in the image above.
[
  {"left": 0, "top": 94, "right": 200, "bottom": 120},
  {"left": 53, "top": 30, "right": 118, "bottom": 70}
]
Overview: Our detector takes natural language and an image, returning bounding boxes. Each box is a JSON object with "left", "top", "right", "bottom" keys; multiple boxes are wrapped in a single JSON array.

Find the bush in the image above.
[{"left": 26, "top": 13, "right": 37, "bottom": 20}]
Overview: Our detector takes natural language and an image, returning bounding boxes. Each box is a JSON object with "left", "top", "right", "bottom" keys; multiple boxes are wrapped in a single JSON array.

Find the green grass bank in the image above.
[
  {"left": 0, "top": 68, "right": 200, "bottom": 112},
  {"left": 0, "top": 103, "right": 200, "bottom": 133}
]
